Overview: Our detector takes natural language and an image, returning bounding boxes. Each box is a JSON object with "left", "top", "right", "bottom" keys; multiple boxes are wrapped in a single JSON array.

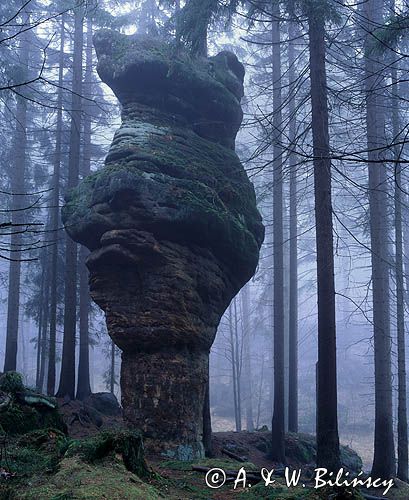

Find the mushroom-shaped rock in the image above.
[{"left": 62, "top": 30, "right": 264, "bottom": 460}]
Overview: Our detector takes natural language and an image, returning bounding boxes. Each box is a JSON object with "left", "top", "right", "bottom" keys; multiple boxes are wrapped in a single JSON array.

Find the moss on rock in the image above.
[
  {"left": 62, "top": 30, "right": 264, "bottom": 459},
  {"left": 0, "top": 372, "right": 24, "bottom": 394},
  {"left": 66, "top": 430, "right": 148, "bottom": 478},
  {"left": 0, "top": 373, "right": 65, "bottom": 436},
  {"left": 0, "top": 398, "right": 64, "bottom": 436}
]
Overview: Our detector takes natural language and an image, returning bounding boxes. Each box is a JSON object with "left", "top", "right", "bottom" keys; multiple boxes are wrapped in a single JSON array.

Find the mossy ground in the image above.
[
  {"left": 0, "top": 430, "right": 158, "bottom": 500},
  {"left": 14, "top": 457, "right": 160, "bottom": 500},
  {"left": 2, "top": 430, "right": 406, "bottom": 500}
]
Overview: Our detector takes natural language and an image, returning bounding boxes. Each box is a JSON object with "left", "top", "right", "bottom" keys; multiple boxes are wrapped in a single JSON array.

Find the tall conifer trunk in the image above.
[
  {"left": 48, "top": 14, "right": 65, "bottom": 396},
  {"left": 57, "top": 2, "right": 84, "bottom": 399},
  {"left": 242, "top": 284, "right": 254, "bottom": 431},
  {"left": 287, "top": 0, "right": 298, "bottom": 434},
  {"left": 307, "top": 4, "right": 340, "bottom": 471},
  {"left": 392, "top": 66, "right": 408, "bottom": 482},
  {"left": 271, "top": 1, "right": 285, "bottom": 463},
  {"left": 364, "top": 0, "right": 395, "bottom": 479},
  {"left": 76, "top": 16, "right": 93, "bottom": 400},
  {"left": 4, "top": 18, "right": 30, "bottom": 372}
]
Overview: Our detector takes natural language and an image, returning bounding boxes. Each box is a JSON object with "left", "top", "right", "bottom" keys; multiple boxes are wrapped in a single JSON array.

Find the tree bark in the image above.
[
  {"left": 76, "top": 16, "right": 93, "bottom": 401},
  {"left": 287, "top": 0, "right": 298, "bottom": 434},
  {"left": 203, "top": 361, "right": 213, "bottom": 456},
  {"left": 271, "top": 2, "right": 285, "bottom": 463},
  {"left": 57, "top": 2, "right": 84, "bottom": 399},
  {"left": 36, "top": 254, "right": 46, "bottom": 390},
  {"left": 392, "top": 59, "right": 407, "bottom": 482},
  {"left": 38, "top": 255, "right": 50, "bottom": 392},
  {"left": 4, "top": 21, "right": 30, "bottom": 373},
  {"left": 47, "top": 14, "right": 65, "bottom": 396},
  {"left": 307, "top": 6, "right": 340, "bottom": 471},
  {"left": 110, "top": 339, "right": 116, "bottom": 394},
  {"left": 364, "top": 0, "right": 395, "bottom": 479},
  {"left": 242, "top": 284, "right": 254, "bottom": 432}
]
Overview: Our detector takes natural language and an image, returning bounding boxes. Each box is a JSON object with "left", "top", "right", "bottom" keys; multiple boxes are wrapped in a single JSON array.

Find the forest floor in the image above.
[{"left": 1, "top": 398, "right": 409, "bottom": 500}]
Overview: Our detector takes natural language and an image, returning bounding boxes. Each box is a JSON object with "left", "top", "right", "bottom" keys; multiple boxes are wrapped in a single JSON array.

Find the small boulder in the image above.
[
  {"left": 0, "top": 371, "right": 66, "bottom": 435},
  {"left": 85, "top": 392, "right": 121, "bottom": 416}
]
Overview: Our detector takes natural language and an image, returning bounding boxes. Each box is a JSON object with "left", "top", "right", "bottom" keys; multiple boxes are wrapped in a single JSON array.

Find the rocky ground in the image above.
[{"left": 0, "top": 373, "right": 408, "bottom": 499}]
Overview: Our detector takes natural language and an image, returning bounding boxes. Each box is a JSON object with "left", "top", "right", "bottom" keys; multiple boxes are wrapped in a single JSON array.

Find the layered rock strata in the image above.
[{"left": 62, "top": 30, "right": 264, "bottom": 459}]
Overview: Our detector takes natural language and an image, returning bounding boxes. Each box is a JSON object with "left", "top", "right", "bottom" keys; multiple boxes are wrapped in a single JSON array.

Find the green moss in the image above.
[
  {"left": 66, "top": 430, "right": 148, "bottom": 478},
  {"left": 0, "top": 399, "right": 65, "bottom": 436},
  {"left": 63, "top": 129, "right": 261, "bottom": 276},
  {"left": 0, "top": 402, "right": 38, "bottom": 435},
  {"left": 14, "top": 456, "right": 161, "bottom": 500},
  {"left": 64, "top": 29, "right": 265, "bottom": 307},
  {"left": 0, "top": 372, "right": 24, "bottom": 394},
  {"left": 2, "top": 429, "right": 161, "bottom": 500},
  {"left": 3, "top": 429, "right": 68, "bottom": 486},
  {"left": 18, "top": 428, "right": 69, "bottom": 454}
]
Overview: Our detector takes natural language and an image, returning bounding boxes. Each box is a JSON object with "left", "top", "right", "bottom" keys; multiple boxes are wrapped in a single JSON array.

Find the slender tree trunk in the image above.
[
  {"left": 19, "top": 307, "right": 26, "bottom": 373},
  {"left": 36, "top": 256, "right": 46, "bottom": 389},
  {"left": 38, "top": 258, "right": 50, "bottom": 392},
  {"left": 4, "top": 24, "right": 30, "bottom": 372},
  {"left": 229, "top": 305, "right": 240, "bottom": 431},
  {"left": 364, "top": 0, "right": 395, "bottom": 479},
  {"left": 271, "top": 2, "right": 285, "bottom": 463},
  {"left": 395, "top": 151, "right": 407, "bottom": 483},
  {"left": 255, "top": 354, "right": 265, "bottom": 429},
  {"left": 110, "top": 339, "right": 115, "bottom": 394},
  {"left": 203, "top": 360, "right": 213, "bottom": 456},
  {"left": 76, "top": 16, "right": 93, "bottom": 400},
  {"left": 57, "top": 3, "right": 84, "bottom": 399},
  {"left": 234, "top": 297, "right": 242, "bottom": 431},
  {"left": 307, "top": 7, "right": 340, "bottom": 471},
  {"left": 403, "top": 203, "right": 409, "bottom": 306},
  {"left": 242, "top": 285, "right": 254, "bottom": 431},
  {"left": 48, "top": 14, "right": 65, "bottom": 396},
  {"left": 287, "top": 1, "right": 298, "bottom": 434},
  {"left": 392, "top": 61, "right": 407, "bottom": 481}
]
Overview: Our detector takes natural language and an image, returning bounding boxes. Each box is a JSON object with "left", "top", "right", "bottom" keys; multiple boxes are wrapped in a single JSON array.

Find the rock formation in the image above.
[{"left": 62, "top": 29, "right": 264, "bottom": 459}]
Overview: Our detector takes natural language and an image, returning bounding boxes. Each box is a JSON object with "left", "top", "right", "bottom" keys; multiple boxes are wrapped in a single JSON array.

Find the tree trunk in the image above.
[
  {"left": 242, "top": 284, "right": 254, "bottom": 431},
  {"left": 38, "top": 256, "right": 50, "bottom": 392},
  {"left": 76, "top": 16, "right": 93, "bottom": 401},
  {"left": 203, "top": 360, "right": 213, "bottom": 456},
  {"left": 287, "top": 0, "right": 298, "bottom": 434},
  {"left": 271, "top": 2, "right": 285, "bottom": 463},
  {"left": 229, "top": 304, "right": 241, "bottom": 431},
  {"left": 234, "top": 297, "right": 242, "bottom": 431},
  {"left": 364, "top": 0, "right": 395, "bottom": 479},
  {"left": 57, "top": 3, "right": 84, "bottom": 399},
  {"left": 393, "top": 58, "right": 407, "bottom": 482},
  {"left": 110, "top": 339, "right": 116, "bottom": 394},
  {"left": 36, "top": 255, "right": 46, "bottom": 390},
  {"left": 390, "top": 5, "right": 406, "bottom": 478},
  {"left": 4, "top": 22, "right": 30, "bottom": 372},
  {"left": 47, "top": 14, "right": 65, "bottom": 396},
  {"left": 395, "top": 152, "right": 407, "bottom": 483},
  {"left": 307, "top": 7, "right": 340, "bottom": 471}
]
